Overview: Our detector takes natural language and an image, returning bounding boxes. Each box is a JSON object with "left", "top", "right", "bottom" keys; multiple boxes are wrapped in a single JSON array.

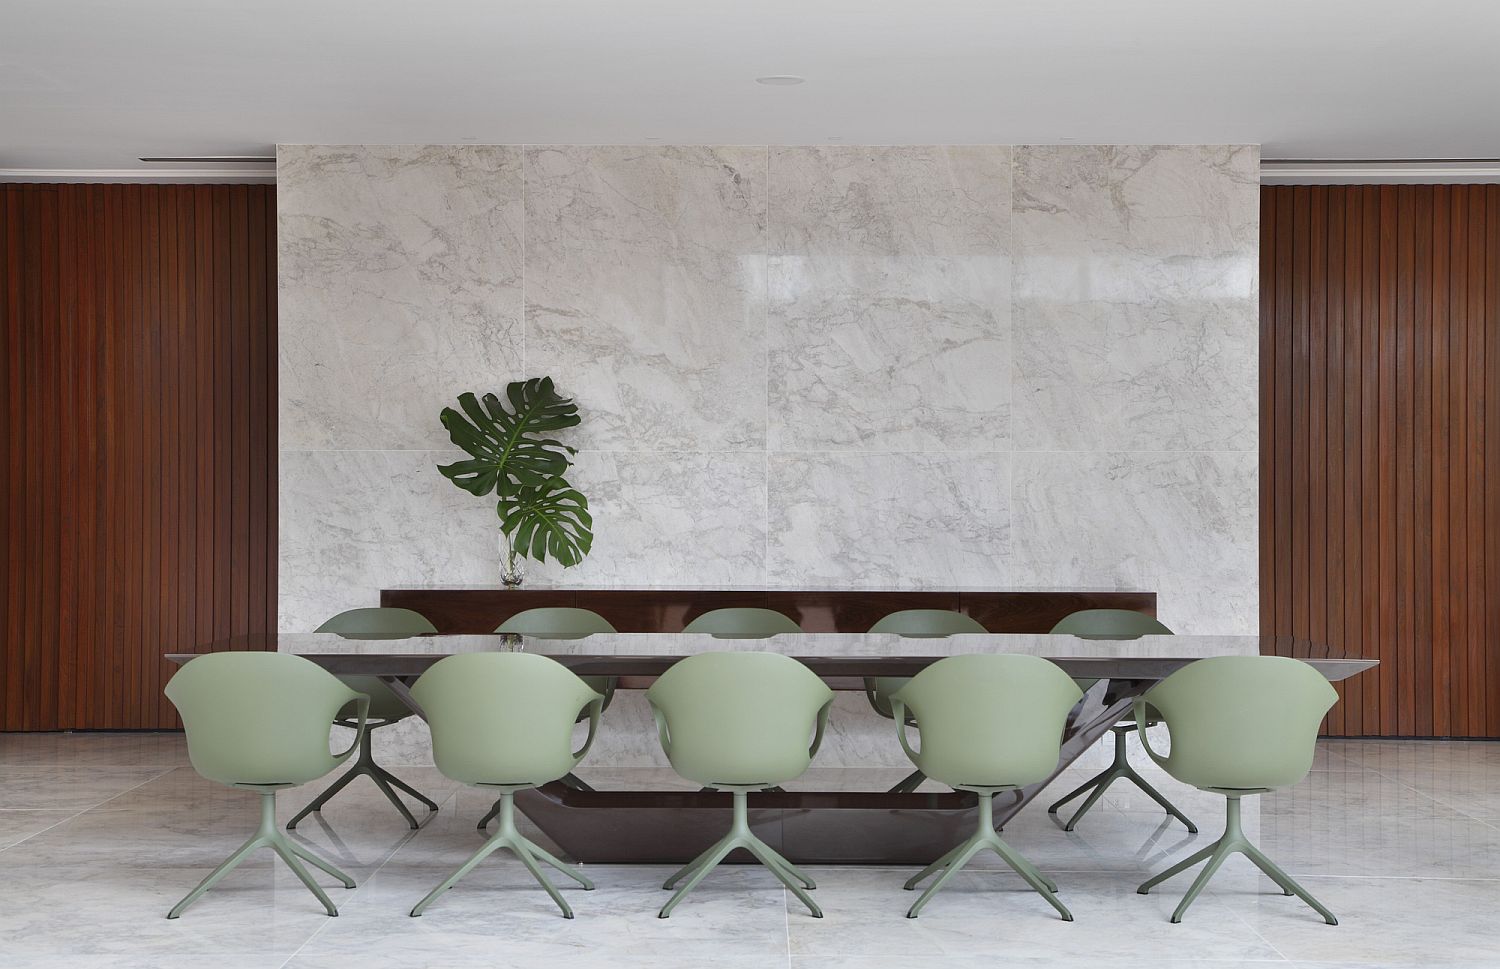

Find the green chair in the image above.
[
  {"left": 1135, "top": 656, "right": 1339, "bottom": 924},
  {"left": 863, "top": 609, "right": 990, "bottom": 795},
  {"left": 475, "top": 607, "right": 618, "bottom": 827},
  {"left": 681, "top": 607, "right": 802, "bottom": 638},
  {"left": 163, "top": 652, "right": 371, "bottom": 918},
  {"left": 648, "top": 652, "right": 834, "bottom": 918},
  {"left": 288, "top": 607, "right": 442, "bottom": 831},
  {"left": 408, "top": 652, "right": 604, "bottom": 919},
  {"left": 1046, "top": 609, "right": 1197, "bottom": 833},
  {"left": 894, "top": 654, "right": 1081, "bottom": 919}
]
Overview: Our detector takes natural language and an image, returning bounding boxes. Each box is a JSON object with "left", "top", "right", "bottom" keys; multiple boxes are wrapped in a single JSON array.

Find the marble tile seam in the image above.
[{"left": 0, "top": 766, "right": 176, "bottom": 856}]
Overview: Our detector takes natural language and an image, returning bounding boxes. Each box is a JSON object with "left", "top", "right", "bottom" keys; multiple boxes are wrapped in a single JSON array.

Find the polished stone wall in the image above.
[{"left": 278, "top": 143, "right": 1259, "bottom": 637}]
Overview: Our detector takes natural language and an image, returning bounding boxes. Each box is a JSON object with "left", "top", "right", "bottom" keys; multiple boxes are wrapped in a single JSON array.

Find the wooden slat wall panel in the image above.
[
  {"left": 0, "top": 183, "right": 276, "bottom": 731},
  {"left": 1263, "top": 184, "right": 1500, "bottom": 738}
]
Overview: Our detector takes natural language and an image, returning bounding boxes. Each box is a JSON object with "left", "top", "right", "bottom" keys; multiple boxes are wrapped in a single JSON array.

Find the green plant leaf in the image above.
[
  {"left": 436, "top": 378, "right": 580, "bottom": 497},
  {"left": 498, "top": 479, "right": 594, "bottom": 568}
]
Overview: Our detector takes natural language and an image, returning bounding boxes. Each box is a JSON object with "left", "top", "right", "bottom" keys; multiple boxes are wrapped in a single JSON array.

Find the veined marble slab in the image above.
[
  {"left": 768, "top": 146, "right": 1012, "bottom": 451},
  {"left": 278, "top": 145, "right": 524, "bottom": 451},
  {"left": 523, "top": 145, "right": 768, "bottom": 451}
]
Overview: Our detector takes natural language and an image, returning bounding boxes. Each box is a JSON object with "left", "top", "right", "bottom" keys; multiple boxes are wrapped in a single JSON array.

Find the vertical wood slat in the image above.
[
  {"left": 0, "top": 183, "right": 276, "bottom": 730},
  {"left": 1263, "top": 183, "right": 1500, "bottom": 738}
]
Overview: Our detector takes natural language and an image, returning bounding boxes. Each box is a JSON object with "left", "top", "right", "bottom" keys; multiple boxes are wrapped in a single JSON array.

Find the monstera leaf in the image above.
[
  {"left": 497, "top": 479, "right": 594, "bottom": 567},
  {"left": 437, "top": 378, "right": 580, "bottom": 497}
]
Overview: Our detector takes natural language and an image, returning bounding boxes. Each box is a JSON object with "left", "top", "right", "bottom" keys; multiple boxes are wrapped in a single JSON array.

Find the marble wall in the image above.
[{"left": 278, "top": 142, "right": 1259, "bottom": 635}]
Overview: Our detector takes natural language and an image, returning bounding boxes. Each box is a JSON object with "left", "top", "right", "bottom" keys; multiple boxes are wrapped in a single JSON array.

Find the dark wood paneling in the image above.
[
  {"left": 380, "top": 588, "right": 1157, "bottom": 635},
  {"left": 1262, "top": 184, "right": 1500, "bottom": 738},
  {"left": 0, "top": 183, "right": 277, "bottom": 730}
]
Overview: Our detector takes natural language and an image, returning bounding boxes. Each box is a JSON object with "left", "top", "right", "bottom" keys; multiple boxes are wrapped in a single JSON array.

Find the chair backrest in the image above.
[
  {"left": 681, "top": 608, "right": 802, "bottom": 638},
  {"left": 1140, "top": 655, "right": 1337, "bottom": 791},
  {"left": 646, "top": 652, "right": 834, "bottom": 787},
  {"left": 1049, "top": 608, "right": 1172, "bottom": 639},
  {"left": 315, "top": 607, "right": 438, "bottom": 721},
  {"left": 495, "top": 607, "right": 617, "bottom": 638},
  {"left": 315, "top": 607, "right": 439, "bottom": 637},
  {"left": 891, "top": 654, "right": 1082, "bottom": 790},
  {"left": 165, "top": 652, "right": 361, "bottom": 788},
  {"left": 411, "top": 652, "right": 602, "bottom": 787},
  {"left": 868, "top": 609, "right": 988, "bottom": 637}
]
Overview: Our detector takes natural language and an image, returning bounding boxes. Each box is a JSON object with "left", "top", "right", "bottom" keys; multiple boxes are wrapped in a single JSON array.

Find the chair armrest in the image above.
[
  {"left": 571, "top": 697, "right": 605, "bottom": 763},
  {"left": 808, "top": 697, "right": 835, "bottom": 759},
  {"left": 331, "top": 694, "right": 371, "bottom": 760},
  {"left": 891, "top": 698, "right": 921, "bottom": 764},
  {"left": 1133, "top": 697, "right": 1170, "bottom": 770},
  {"left": 648, "top": 698, "right": 672, "bottom": 758}
]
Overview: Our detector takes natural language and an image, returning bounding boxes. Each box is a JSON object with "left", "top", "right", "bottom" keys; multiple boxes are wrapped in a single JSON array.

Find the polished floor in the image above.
[{"left": 1, "top": 733, "right": 1496, "bottom": 969}]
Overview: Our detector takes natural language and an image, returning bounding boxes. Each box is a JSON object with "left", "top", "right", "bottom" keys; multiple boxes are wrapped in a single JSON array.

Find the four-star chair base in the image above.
[
  {"left": 1137, "top": 794, "right": 1337, "bottom": 925},
  {"left": 167, "top": 789, "right": 355, "bottom": 919},
  {"left": 659, "top": 789, "right": 822, "bottom": 919},
  {"left": 288, "top": 726, "right": 439, "bottom": 831},
  {"left": 904, "top": 791, "right": 1073, "bottom": 920},
  {"left": 1048, "top": 724, "right": 1198, "bottom": 833},
  {"left": 411, "top": 792, "right": 594, "bottom": 919}
]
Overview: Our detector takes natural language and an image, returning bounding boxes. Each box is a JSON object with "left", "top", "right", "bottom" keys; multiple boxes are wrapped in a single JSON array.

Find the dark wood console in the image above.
[{"left": 378, "top": 587, "right": 1156, "bottom": 634}]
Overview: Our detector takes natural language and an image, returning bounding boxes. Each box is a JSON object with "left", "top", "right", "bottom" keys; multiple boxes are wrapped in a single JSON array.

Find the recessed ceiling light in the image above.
[{"left": 755, "top": 75, "right": 805, "bottom": 86}]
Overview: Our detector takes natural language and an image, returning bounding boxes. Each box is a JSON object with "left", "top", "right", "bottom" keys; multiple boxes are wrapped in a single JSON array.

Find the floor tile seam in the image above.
[
  {"left": 273, "top": 787, "right": 465, "bottom": 969},
  {"left": 0, "top": 765, "right": 178, "bottom": 856}
]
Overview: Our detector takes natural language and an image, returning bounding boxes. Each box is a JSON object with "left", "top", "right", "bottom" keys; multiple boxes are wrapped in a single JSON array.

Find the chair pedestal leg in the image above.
[
  {"left": 411, "top": 791, "right": 590, "bottom": 920},
  {"left": 658, "top": 791, "right": 822, "bottom": 919},
  {"left": 1048, "top": 726, "right": 1197, "bottom": 833},
  {"left": 1137, "top": 796, "right": 1337, "bottom": 925},
  {"left": 905, "top": 793, "right": 1072, "bottom": 921},
  {"left": 168, "top": 791, "right": 355, "bottom": 919},
  {"left": 288, "top": 728, "right": 439, "bottom": 831}
]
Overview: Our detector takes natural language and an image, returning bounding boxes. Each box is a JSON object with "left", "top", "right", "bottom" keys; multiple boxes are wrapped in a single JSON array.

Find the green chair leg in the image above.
[
  {"left": 905, "top": 793, "right": 1072, "bottom": 921},
  {"left": 1137, "top": 796, "right": 1337, "bottom": 925},
  {"left": 1049, "top": 726, "right": 1198, "bottom": 833},
  {"left": 658, "top": 790, "right": 821, "bottom": 919},
  {"left": 167, "top": 791, "right": 355, "bottom": 919},
  {"left": 289, "top": 728, "right": 439, "bottom": 831},
  {"left": 411, "top": 792, "right": 591, "bottom": 919}
]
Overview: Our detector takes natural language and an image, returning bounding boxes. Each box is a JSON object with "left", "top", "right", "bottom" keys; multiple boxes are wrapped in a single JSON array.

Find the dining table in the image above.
[{"left": 167, "top": 632, "right": 1376, "bottom": 865}]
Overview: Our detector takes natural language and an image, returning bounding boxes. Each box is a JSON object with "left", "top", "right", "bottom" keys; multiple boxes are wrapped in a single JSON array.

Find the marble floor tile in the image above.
[
  {"left": 785, "top": 868, "right": 1283, "bottom": 962},
  {"left": 0, "top": 766, "right": 173, "bottom": 810},
  {"left": 3, "top": 734, "right": 1498, "bottom": 967},
  {"left": 0, "top": 809, "right": 77, "bottom": 849},
  {"left": 1221, "top": 876, "right": 1499, "bottom": 966}
]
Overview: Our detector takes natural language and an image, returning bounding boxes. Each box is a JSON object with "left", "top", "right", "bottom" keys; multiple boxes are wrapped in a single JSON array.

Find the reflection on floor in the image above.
[{"left": 1, "top": 732, "right": 1497, "bottom": 968}]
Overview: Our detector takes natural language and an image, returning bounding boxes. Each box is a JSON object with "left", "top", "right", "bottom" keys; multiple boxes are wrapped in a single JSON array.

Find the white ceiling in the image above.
[{"left": 4, "top": 0, "right": 1499, "bottom": 173}]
